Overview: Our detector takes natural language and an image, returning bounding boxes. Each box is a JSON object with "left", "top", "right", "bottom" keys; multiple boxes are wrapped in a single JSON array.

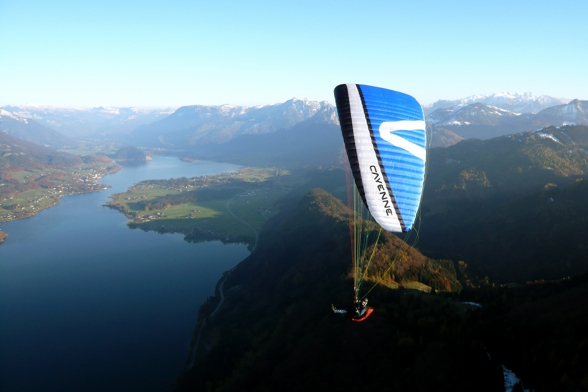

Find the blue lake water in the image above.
[{"left": 0, "top": 157, "right": 249, "bottom": 392}]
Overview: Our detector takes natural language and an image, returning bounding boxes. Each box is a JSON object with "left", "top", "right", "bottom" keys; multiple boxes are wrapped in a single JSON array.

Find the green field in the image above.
[
  {"left": 10, "top": 170, "right": 38, "bottom": 182},
  {"left": 60, "top": 142, "right": 121, "bottom": 156},
  {"left": 0, "top": 188, "right": 59, "bottom": 211}
]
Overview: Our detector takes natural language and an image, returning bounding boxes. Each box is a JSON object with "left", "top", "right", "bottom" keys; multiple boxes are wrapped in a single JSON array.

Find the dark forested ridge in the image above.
[
  {"left": 173, "top": 189, "right": 502, "bottom": 391},
  {"left": 419, "top": 125, "right": 588, "bottom": 283},
  {"left": 464, "top": 274, "right": 588, "bottom": 391}
]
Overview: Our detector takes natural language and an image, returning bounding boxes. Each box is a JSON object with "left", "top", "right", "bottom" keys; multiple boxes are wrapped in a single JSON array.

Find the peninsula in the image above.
[{"left": 105, "top": 167, "right": 293, "bottom": 248}]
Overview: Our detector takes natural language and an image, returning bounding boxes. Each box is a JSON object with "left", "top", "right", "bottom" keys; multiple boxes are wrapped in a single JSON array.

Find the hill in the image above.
[
  {"left": 0, "top": 132, "right": 117, "bottom": 221},
  {"left": 430, "top": 126, "right": 465, "bottom": 148},
  {"left": 188, "top": 110, "right": 343, "bottom": 168},
  {"left": 173, "top": 189, "right": 501, "bottom": 391},
  {"left": 113, "top": 146, "right": 149, "bottom": 162},
  {"left": 0, "top": 132, "right": 82, "bottom": 171}
]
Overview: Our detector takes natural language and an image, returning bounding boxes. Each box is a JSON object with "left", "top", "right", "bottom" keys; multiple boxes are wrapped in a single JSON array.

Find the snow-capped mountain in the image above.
[
  {"left": 426, "top": 99, "right": 588, "bottom": 142},
  {"left": 129, "top": 98, "right": 336, "bottom": 147},
  {"left": 0, "top": 109, "right": 25, "bottom": 122},
  {"left": 427, "top": 103, "right": 522, "bottom": 127},
  {"left": 424, "top": 92, "right": 570, "bottom": 115},
  {"left": 533, "top": 99, "right": 588, "bottom": 126},
  {"left": 0, "top": 109, "right": 75, "bottom": 148},
  {"left": 0, "top": 105, "right": 175, "bottom": 139},
  {"left": 3, "top": 93, "right": 584, "bottom": 150}
]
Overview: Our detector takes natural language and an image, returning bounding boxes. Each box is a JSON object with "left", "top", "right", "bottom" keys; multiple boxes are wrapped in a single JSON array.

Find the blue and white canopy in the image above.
[{"left": 334, "top": 84, "right": 427, "bottom": 233}]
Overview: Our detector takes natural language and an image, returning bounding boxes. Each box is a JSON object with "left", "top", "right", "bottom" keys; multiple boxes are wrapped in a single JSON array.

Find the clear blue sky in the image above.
[{"left": 1, "top": 0, "right": 587, "bottom": 108}]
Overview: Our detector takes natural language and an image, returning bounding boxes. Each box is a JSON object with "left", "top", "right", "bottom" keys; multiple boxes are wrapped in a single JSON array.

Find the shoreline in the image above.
[
  {"left": 0, "top": 184, "right": 111, "bottom": 223},
  {"left": 0, "top": 164, "right": 122, "bottom": 225}
]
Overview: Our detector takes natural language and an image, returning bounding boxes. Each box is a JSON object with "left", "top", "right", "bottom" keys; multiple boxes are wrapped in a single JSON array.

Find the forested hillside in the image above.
[
  {"left": 419, "top": 125, "right": 588, "bottom": 282},
  {"left": 465, "top": 274, "right": 588, "bottom": 391},
  {"left": 174, "top": 189, "right": 500, "bottom": 391},
  {"left": 0, "top": 132, "right": 82, "bottom": 171}
]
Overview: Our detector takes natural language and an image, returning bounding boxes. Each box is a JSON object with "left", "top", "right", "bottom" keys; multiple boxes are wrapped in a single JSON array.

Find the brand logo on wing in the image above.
[
  {"left": 379, "top": 120, "right": 426, "bottom": 161},
  {"left": 369, "top": 164, "right": 395, "bottom": 217}
]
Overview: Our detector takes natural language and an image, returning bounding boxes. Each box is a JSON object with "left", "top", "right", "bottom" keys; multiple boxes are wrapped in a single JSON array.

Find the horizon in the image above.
[
  {"left": 1, "top": 0, "right": 587, "bottom": 108},
  {"left": 1, "top": 90, "right": 579, "bottom": 111}
]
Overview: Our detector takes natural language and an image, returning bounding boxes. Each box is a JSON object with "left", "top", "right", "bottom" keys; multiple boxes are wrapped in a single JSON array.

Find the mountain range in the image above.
[
  {"left": 428, "top": 99, "right": 588, "bottom": 141},
  {"left": 124, "top": 93, "right": 586, "bottom": 150},
  {"left": 2, "top": 92, "right": 587, "bottom": 151},
  {"left": 126, "top": 98, "right": 335, "bottom": 148},
  {"left": 0, "top": 105, "right": 175, "bottom": 139},
  {"left": 423, "top": 91, "right": 570, "bottom": 115}
]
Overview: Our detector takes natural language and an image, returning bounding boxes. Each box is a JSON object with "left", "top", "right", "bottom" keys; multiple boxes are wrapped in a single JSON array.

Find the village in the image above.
[{"left": 0, "top": 163, "right": 119, "bottom": 223}]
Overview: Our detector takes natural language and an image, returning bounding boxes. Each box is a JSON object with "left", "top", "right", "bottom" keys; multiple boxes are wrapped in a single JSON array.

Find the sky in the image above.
[{"left": 1, "top": 0, "right": 587, "bottom": 108}]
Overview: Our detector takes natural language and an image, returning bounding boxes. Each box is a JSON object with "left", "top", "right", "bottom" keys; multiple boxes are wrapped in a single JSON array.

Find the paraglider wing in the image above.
[{"left": 334, "top": 84, "right": 426, "bottom": 233}]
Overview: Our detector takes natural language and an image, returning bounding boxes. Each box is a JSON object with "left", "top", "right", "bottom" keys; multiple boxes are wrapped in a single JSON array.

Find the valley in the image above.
[{"left": 3, "top": 94, "right": 588, "bottom": 392}]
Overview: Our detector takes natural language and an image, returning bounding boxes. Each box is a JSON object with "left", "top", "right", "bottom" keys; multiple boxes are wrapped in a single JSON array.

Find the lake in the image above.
[{"left": 0, "top": 157, "right": 249, "bottom": 392}]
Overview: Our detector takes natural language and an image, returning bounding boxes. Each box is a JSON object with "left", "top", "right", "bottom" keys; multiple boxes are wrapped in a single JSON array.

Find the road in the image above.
[{"left": 186, "top": 193, "right": 260, "bottom": 369}]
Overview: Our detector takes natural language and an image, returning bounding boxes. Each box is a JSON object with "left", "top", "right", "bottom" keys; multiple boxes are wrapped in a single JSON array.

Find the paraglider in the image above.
[
  {"left": 332, "top": 298, "right": 373, "bottom": 322},
  {"left": 332, "top": 83, "right": 427, "bottom": 321}
]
